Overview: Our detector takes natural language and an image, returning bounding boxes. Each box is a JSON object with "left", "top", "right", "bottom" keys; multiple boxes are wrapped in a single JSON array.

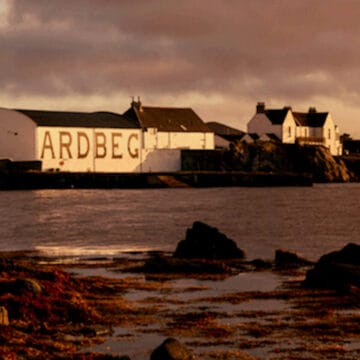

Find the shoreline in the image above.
[
  {"left": 0, "top": 171, "right": 313, "bottom": 190},
  {"left": 1, "top": 251, "right": 360, "bottom": 359}
]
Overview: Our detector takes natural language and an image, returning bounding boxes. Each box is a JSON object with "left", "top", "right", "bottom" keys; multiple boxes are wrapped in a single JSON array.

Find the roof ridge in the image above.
[
  {"left": 16, "top": 109, "right": 94, "bottom": 115},
  {"left": 292, "top": 111, "right": 329, "bottom": 115},
  {"left": 141, "top": 105, "right": 193, "bottom": 110}
]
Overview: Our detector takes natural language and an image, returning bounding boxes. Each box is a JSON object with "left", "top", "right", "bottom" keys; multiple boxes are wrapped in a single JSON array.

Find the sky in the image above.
[{"left": 1, "top": 0, "right": 360, "bottom": 136}]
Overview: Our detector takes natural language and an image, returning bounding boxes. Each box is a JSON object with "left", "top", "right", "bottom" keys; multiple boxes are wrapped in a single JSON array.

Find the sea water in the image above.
[{"left": 0, "top": 183, "right": 359, "bottom": 261}]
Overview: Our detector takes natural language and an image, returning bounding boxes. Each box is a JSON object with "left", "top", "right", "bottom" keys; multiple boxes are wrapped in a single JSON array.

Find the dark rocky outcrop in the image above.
[
  {"left": 275, "top": 249, "right": 312, "bottom": 269},
  {"left": 304, "top": 243, "right": 360, "bottom": 291},
  {"left": 298, "top": 146, "right": 351, "bottom": 183},
  {"left": 142, "top": 255, "right": 234, "bottom": 274},
  {"left": 248, "top": 258, "right": 272, "bottom": 269},
  {"left": 174, "top": 221, "right": 245, "bottom": 260},
  {"left": 184, "top": 141, "right": 352, "bottom": 183},
  {"left": 151, "top": 338, "right": 198, "bottom": 360},
  {"left": 342, "top": 155, "right": 360, "bottom": 181}
]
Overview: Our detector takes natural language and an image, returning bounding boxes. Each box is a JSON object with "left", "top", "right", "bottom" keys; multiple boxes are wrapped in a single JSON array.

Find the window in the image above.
[
  {"left": 328, "top": 129, "right": 331, "bottom": 140},
  {"left": 288, "top": 126, "right": 292, "bottom": 137}
]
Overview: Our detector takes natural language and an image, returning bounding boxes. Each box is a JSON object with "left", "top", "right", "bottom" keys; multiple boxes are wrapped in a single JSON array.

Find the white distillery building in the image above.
[
  {"left": 247, "top": 102, "right": 343, "bottom": 155},
  {"left": 0, "top": 100, "right": 214, "bottom": 173}
]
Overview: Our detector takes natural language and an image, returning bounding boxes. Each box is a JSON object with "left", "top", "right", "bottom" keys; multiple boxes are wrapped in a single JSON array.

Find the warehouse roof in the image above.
[
  {"left": 124, "top": 101, "right": 212, "bottom": 132},
  {"left": 16, "top": 110, "right": 140, "bottom": 129}
]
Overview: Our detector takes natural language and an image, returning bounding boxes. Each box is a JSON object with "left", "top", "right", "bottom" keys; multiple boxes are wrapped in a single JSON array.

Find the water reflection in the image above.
[{"left": 0, "top": 184, "right": 360, "bottom": 260}]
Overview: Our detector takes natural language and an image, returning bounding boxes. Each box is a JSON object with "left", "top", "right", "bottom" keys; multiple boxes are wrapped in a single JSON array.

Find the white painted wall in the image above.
[
  {"left": 296, "top": 125, "right": 311, "bottom": 138},
  {"left": 247, "top": 113, "right": 273, "bottom": 135},
  {"left": 322, "top": 114, "right": 343, "bottom": 155},
  {"left": 334, "top": 125, "right": 343, "bottom": 155},
  {"left": 140, "top": 149, "right": 181, "bottom": 172},
  {"left": 0, "top": 108, "right": 215, "bottom": 172},
  {"left": 205, "top": 132, "right": 215, "bottom": 149},
  {"left": 281, "top": 112, "right": 297, "bottom": 144},
  {"left": 247, "top": 113, "right": 286, "bottom": 141},
  {"left": 295, "top": 115, "right": 342, "bottom": 155},
  {"left": 0, "top": 109, "right": 37, "bottom": 161},
  {"left": 38, "top": 127, "right": 213, "bottom": 172},
  {"left": 141, "top": 131, "right": 214, "bottom": 171},
  {"left": 144, "top": 131, "right": 214, "bottom": 150},
  {"left": 168, "top": 132, "right": 212, "bottom": 149},
  {"left": 37, "top": 127, "right": 142, "bottom": 172},
  {"left": 143, "top": 128, "right": 159, "bottom": 149}
]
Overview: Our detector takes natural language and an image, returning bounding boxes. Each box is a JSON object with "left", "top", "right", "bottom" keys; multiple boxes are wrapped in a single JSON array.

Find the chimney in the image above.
[
  {"left": 256, "top": 102, "right": 265, "bottom": 113},
  {"left": 308, "top": 107, "right": 317, "bottom": 113},
  {"left": 131, "top": 96, "right": 142, "bottom": 111}
]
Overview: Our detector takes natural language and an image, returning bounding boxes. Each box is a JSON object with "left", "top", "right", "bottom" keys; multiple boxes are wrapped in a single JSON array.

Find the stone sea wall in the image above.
[
  {"left": 0, "top": 141, "right": 354, "bottom": 189},
  {"left": 0, "top": 170, "right": 312, "bottom": 190}
]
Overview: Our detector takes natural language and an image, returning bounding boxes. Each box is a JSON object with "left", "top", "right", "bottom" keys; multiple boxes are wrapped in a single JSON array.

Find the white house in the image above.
[
  {"left": 0, "top": 100, "right": 214, "bottom": 173},
  {"left": 292, "top": 108, "right": 342, "bottom": 155},
  {"left": 247, "top": 102, "right": 342, "bottom": 155},
  {"left": 247, "top": 102, "right": 297, "bottom": 144}
]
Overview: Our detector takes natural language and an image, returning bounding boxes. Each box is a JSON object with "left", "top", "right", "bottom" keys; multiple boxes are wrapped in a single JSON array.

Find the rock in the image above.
[
  {"left": 304, "top": 243, "right": 360, "bottom": 290},
  {"left": 248, "top": 258, "right": 272, "bottom": 269},
  {"left": 81, "top": 325, "right": 113, "bottom": 337},
  {"left": 223, "top": 141, "right": 352, "bottom": 182},
  {"left": 174, "top": 221, "right": 245, "bottom": 259},
  {"left": 143, "top": 255, "right": 234, "bottom": 274},
  {"left": 151, "top": 338, "right": 198, "bottom": 360},
  {"left": 317, "top": 243, "right": 360, "bottom": 265},
  {"left": 0, "top": 307, "right": 9, "bottom": 326},
  {"left": 0, "top": 278, "right": 42, "bottom": 295},
  {"left": 275, "top": 249, "right": 312, "bottom": 268},
  {"left": 15, "top": 278, "right": 42, "bottom": 294}
]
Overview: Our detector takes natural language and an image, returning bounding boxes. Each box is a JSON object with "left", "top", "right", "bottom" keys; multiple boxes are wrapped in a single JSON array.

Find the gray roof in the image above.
[
  {"left": 124, "top": 106, "right": 212, "bottom": 132},
  {"left": 264, "top": 109, "right": 290, "bottom": 125},
  {"left": 206, "top": 122, "right": 244, "bottom": 137},
  {"left": 17, "top": 110, "right": 140, "bottom": 129},
  {"left": 292, "top": 112, "right": 328, "bottom": 127}
]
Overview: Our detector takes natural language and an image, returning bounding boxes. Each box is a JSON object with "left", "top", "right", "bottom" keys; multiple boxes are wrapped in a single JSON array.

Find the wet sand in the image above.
[{"left": 1, "top": 251, "right": 360, "bottom": 359}]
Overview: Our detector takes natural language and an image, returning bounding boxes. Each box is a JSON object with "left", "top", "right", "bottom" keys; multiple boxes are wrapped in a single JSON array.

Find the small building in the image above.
[
  {"left": 123, "top": 99, "right": 214, "bottom": 171},
  {"left": 247, "top": 102, "right": 342, "bottom": 155},
  {"left": 206, "top": 121, "right": 244, "bottom": 149},
  {"left": 342, "top": 139, "right": 360, "bottom": 155},
  {"left": 0, "top": 100, "right": 214, "bottom": 173}
]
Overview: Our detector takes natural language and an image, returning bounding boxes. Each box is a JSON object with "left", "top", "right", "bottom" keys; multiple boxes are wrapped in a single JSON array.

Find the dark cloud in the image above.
[{"left": 1, "top": 0, "right": 360, "bottom": 132}]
